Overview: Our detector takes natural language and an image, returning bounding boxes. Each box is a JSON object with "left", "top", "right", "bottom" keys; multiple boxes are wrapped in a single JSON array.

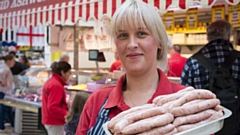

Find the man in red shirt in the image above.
[
  {"left": 109, "top": 51, "right": 122, "bottom": 72},
  {"left": 167, "top": 45, "right": 187, "bottom": 77}
]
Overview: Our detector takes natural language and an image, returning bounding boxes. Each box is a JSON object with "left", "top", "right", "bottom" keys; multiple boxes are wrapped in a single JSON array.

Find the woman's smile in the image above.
[{"left": 126, "top": 53, "right": 143, "bottom": 59}]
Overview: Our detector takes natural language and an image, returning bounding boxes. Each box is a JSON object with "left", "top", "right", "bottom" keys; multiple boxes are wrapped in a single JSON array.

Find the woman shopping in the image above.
[
  {"left": 76, "top": 0, "right": 187, "bottom": 134},
  {"left": 0, "top": 54, "right": 15, "bottom": 133},
  {"left": 42, "top": 61, "right": 71, "bottom": 135}
]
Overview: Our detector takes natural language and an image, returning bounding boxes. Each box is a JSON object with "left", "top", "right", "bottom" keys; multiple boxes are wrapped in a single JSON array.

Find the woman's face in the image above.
[
  {"left": 6, "top": 59, "right": 15, "bottom": 68},
  {"left": 115, "top": 24, "right": 159, "bottom": 74},
  {"left": 19, "top": 57, "right": 24, "bottom": 64},
  {"left": 61, "top": 70, "right": 72, "bottom": 81}
]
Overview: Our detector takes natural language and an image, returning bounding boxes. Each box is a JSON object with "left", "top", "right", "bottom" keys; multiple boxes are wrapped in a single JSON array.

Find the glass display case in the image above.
[{"left": 6, "top": 67, "right": 78, "bottom": 107}]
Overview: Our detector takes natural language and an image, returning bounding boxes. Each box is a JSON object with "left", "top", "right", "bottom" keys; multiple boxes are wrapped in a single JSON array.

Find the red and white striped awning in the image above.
[{"left": 0, "top": 0, "right": 239, "bottom": 29}]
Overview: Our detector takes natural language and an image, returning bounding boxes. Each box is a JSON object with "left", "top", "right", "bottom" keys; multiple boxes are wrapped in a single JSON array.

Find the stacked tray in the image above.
[{"left": 103, "top": 107, "right": 232, "bottom": 135}]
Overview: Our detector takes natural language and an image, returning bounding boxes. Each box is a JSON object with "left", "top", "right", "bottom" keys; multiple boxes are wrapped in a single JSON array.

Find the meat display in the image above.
[{"left": 107, "top": 87, "right": 223, "bottom": 135}]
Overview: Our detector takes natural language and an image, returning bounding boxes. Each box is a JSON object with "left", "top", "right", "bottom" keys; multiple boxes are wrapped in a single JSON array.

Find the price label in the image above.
[
  {"left": 186, "top": 8, "right": 198, "bottom": 29},
  {"left": 164, "top": 11, "right": 175, "bottom": 30},
  {"left": 228, "top": 4, "right": 240, "bottom": 27},
  {"left": 212, "top": 5, "right": 225, "bottom": 22}
]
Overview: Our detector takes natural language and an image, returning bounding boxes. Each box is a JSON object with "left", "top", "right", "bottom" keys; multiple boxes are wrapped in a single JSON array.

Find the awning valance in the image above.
[{"left": 0, "top": 0, "right": 239, "bottom": 29}]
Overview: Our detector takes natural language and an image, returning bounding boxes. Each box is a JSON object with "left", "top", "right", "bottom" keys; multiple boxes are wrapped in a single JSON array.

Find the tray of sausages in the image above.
[
  {"left": 103, "top": 88, "right": 232, "bottom": 135},
  {"left": 175, "top": 107, "right": 231, "bottom": 135}
]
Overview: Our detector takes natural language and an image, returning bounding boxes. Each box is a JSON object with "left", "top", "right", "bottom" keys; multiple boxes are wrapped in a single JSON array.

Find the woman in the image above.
[
  {"left": 76, "top": 1, "right": 186, "bottom": 135},
  {"left": 64, "top": 92, "right": 89, "bottom": 135},
  {"left": 0, "top": 54, "right": 15, "bottom": 132},
  {"left": 19, "top": 55, "right": 30, "bottom": 70},
  {"left": 42, "top": 61, "right": 71, "bottom": 135}
]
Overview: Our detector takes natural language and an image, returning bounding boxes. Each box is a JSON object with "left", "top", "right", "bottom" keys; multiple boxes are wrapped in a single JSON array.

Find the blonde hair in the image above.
[{"left": 110, "top": 0, "right": 168, "bottom": 71}]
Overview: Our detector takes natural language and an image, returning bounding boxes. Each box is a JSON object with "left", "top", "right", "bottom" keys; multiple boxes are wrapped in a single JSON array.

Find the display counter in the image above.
[
  {"left": 0, "top": 96, "right": 40, "bottom": 113},
  {"left": 2, "top": 67, "right": 117, "bottom": 134},
  {"left": 0, "top": 95, "right": 43, "bottom": 134}
]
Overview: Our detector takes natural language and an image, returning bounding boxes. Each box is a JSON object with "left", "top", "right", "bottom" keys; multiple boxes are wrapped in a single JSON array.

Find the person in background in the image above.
[
  {"left": 167, "top": 44, "right": 187, "bottom": 77},
  {"left": 42, "top": 61, "right": 71, "bottom": 135},
  {"left": 76, "top": 1, "right": 187, "bottom": 134},
  {"left": 8, "top": 51, "right": 24, "bottom": 75},
  {"left": 181, "top": 20, "right": 240, "bottom": 88},
  {"left": 60, "top": 53, "right": 70, "bottom": 63},
  {"left": 64, "top": 92, "right": 89, "bottom": 135},
  {"left": 109, "top": 51, "right": 122, "bottom": 72},
  {"left": 19, "top": 55, "right": 30, "bottom": 70},
  {"left": 0, "top": 54, "right": 15, "bottom": 133},
  {"left": 180, "top": 20, "right": 240, "bottom": 135}
]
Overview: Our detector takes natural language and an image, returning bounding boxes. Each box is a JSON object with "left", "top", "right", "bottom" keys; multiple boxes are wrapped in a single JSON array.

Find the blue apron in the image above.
[{"left": 87, "top": 98, "right": 110, "bottom": 135}]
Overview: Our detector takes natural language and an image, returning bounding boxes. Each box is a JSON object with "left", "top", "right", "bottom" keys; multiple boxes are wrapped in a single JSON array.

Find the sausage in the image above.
[
  {"left": 153, "top": 87, "right": 195, "bottom": 106},
  {"left": 169, "top": 90, "right": 217, "bottom": 110},
  {"left": 136, "top": 124, "right": 175, "bottom": 135},
  {"left": 177, "top": 86, "right": 195, "bottom": 93},
  {"left": 153, "top": 92, "right": 186, "bottom": 106},
  {"left": 165, "top": 128, "right": 178, "bottom": 135},
  {"left": 108, "top": 104, "right": 155, "bottom": 130},
  {"left": 182, "top": 99, "right": 205, "bottom": 107},
  {"left": 171, "top": 99, "right": 220, "bottom": 117},
  {"left": 121, "top": 113, "right": 174, "bottom": 134},
  {"left": 177, "top": 111, "right": 223, "bottom": 132},
  {"left": 214, "top": 105, "right": 223, "bottom": 112},
  {"left": 113, "top": 106, "right": 167, "bottom": 132},
  {"left": 173, "top": 109, "right": 216, "bottom": 126}
]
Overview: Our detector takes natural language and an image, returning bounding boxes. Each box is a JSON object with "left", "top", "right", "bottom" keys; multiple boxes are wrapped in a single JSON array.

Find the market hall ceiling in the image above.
[{"left": 0, "top": 0, "right": 239, "bottom": 29}]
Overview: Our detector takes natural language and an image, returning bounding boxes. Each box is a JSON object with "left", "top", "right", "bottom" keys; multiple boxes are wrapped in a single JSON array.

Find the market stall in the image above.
[{"left": 1, "top": 0, "right": 240, "bottom": 134}]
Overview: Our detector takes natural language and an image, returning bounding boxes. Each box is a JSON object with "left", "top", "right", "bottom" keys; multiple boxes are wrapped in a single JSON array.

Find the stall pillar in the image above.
[
  {"left": 73, "top": 24, "right": 79, "bottom": 70},
  {"left": 14, "top": 108, "right": 22, "bottom": 134}
]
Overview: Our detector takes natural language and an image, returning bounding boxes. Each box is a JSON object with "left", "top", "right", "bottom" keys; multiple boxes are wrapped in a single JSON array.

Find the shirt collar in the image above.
[
  {"left": 52, "top": 73, "right": 67, "bottom": 86},
  {"left": 206, "top": 39, "right": 233, "bottom": 49},
  {"left": 104, "top": 69, "right": 173, "bottom": 109},
  {"left": 171, "top": 52, "right": 181, "bottom": 57}
]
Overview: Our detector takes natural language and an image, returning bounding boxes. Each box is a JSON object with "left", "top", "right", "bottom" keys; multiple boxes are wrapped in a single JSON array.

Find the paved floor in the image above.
[{"left": 0, "top": 123, "right": 20, "bottom": 135}]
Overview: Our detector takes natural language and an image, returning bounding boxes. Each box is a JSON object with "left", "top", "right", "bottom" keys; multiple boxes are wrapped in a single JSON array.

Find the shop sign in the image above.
[
  {"left": 228, "top": 4, "right": 240, "bottom": 27},
  {"left": 163, "top": 11, "right": 175, "bottom": 31},
  {"left": 186, "top": 8, "right": 198, "bottom": 29},
  {"left": 211, "top": 5, "right": 225, "bottom": 22},
  {"left": 0, "top": 0, "right": 45, "bottom": 10},
  {"left": 0, "top": 0, "right": 69, "bottom": 14}
]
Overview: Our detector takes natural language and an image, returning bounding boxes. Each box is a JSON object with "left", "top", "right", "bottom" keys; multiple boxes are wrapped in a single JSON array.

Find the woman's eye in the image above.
[
  {"left": 137, "top": 32, "right": 147, "bottom": 37},
  {"left": 117, "top": 33, "right": 128, "bottom": 39}
]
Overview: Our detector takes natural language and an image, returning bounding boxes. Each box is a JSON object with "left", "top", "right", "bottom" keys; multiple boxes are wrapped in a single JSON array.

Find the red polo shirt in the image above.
[
  {"left": 76, "top": 69, "right": 186, "bottom": 135},
  {"left": 167, "top": 52, "right": 187, "bottom": 77},
  {"left": 109, "top": 60, "right": 122, "bottom": 72}
]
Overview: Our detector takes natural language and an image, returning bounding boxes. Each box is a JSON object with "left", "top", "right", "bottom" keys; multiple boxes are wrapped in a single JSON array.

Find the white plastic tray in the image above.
[{"left": 102, "top": 107, "right": 232, "bottom": 135}]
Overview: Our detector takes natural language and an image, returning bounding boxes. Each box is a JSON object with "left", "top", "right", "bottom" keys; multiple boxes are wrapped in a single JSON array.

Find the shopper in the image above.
[
  {"left": 180, "top": 20, "right": 240, "bottom": 135},
  {"left": 8, "top": 51, "right": 24, "bottom": 75},
  {"left": 0, "top": 54, "right": 15, "bottom": 133},
  {"left": 167, "top": 44, "right": 187, "bottom": 77},
  {"left": 76, "top": 1, "right": 187, "bottom": 134},
  {"left": 64, "top": 92, "right": 89, "bottom": 135},
  {"left": 60, "top": 53, "right": 70, "bottom": 63},
  {"left": 19, "top": 55, "right": 30, "bottom": 70},
  {"left": 42, "top": 61, "right": 71, "bottom": 135},
  {"left": 109, "top": 51, "right": 122, "bottom": 72}
]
